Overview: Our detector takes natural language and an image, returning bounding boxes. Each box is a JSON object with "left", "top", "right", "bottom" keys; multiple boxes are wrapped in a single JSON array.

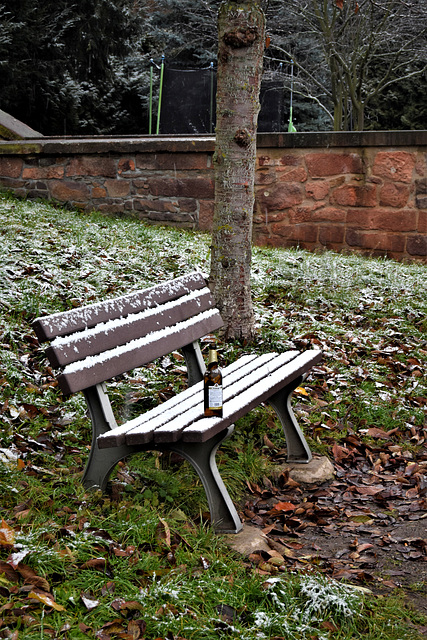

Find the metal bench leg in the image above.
[
  {"left": 181, "top": 340, "right": 205, "bottom": 386},
  {"left": 168, "top": 427, "right": 243, "bottom": 534},
  {"left": 82, "top": 384, "right": 139, "bottom": 491},
  {"left": 268, "top": 374, "right": 312, "bottom": 463}
]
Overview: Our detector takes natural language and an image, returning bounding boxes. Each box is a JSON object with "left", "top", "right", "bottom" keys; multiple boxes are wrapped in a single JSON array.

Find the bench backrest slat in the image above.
[
  {"left": 46, "top": 288, "right": 215, "bottom": 368},
  {"left": 33, "top": 272, "right": 207, "bottom": 341},
  {"left": 58, "top": 308, "right": 223, "bottom": 394},
  {"left": 33, "top": 273, "right": 224, "bottom": 396}
]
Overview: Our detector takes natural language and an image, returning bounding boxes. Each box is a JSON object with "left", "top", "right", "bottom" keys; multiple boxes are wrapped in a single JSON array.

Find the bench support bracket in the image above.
[
  {"left": 268, "top": 374, "right": 312, "bottom": 463},
  {"left": 82, "top": 384, "right": 242, "bottom": 534},
  {"left": 166, "top": 426, "right": 242, "bottom": 534}
]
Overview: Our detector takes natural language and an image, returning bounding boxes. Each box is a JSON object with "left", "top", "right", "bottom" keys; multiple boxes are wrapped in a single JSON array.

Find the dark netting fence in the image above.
[{"left": 158, "top": 67, "right": 290, "bottom": 134}]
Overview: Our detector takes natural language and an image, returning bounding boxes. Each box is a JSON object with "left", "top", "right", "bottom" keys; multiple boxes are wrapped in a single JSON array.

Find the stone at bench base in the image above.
[{"left": 273, "top": 456, "right": 334, "bottom": 485}]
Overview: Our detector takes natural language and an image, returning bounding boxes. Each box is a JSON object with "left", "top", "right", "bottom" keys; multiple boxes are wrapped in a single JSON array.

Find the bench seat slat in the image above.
[
  {"left": 33, "top": 272, "right": 207, "bottom": 341},
  {"left": 125, "top": 353, "right": 281, "bottom": 445},
  {"left": 152, "top": 351, "right": 303, "bottom": 444},
  {"left": 97, "top": 353, "right": 264, "bottom": 448},
  {"left": 181, "top": 349, "right": 323, "bottom": 443},
  {"left": 47, "top": 288, "right": 215, "bottom": 368},
  {"left": 58, "top": 308, "right": 223, "bottom": 395}
]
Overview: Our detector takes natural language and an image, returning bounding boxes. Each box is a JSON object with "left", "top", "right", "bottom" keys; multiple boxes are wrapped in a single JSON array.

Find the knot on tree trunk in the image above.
[
  {"left": 223, "top": 27, "right": 258, "bottom": 49},
  {"left": 233, "top": 128, "right": 252, "bottom": 147}
]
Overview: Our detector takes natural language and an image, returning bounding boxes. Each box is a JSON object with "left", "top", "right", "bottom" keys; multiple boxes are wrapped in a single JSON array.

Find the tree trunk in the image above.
[{"left": 209, "top": 0, "right": 265, "bottom": 341}]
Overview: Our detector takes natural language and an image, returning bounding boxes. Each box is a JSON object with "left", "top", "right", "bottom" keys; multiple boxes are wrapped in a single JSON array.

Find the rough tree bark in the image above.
[{"left": 209, "top": 0, "right": 265, "bottom": 340}]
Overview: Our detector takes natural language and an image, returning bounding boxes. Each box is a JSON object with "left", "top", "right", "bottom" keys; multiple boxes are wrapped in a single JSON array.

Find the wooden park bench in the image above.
[{"left": 33, "top": 272, "right": 322, "bottom": 534}]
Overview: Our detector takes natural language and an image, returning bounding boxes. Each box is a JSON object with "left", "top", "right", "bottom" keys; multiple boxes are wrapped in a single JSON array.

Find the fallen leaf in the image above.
[
  {"left": 28, "top": 589, "right": 65, "bottom": 611},
  {"left": 80, "top": 592, "right": 100, "bottom": 611},
  {"left": 0, "top": 519, "right": 15, "bottom": 546}
]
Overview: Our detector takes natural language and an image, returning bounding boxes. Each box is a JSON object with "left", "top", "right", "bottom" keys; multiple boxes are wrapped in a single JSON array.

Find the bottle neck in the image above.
[{"left": 208, "top": 349, "right": 219, "bottom": 368}]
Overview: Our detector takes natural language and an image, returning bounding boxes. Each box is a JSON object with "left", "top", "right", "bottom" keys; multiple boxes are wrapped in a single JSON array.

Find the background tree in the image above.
[
  {"left": 0, "top": 0, "right": 144, "bottom": 135},
  {"left": 268, "top": 0, "right": 427, "bottom": 130},
  {"left": 209, "top": 0, "right": 265, "bottom": 340}
]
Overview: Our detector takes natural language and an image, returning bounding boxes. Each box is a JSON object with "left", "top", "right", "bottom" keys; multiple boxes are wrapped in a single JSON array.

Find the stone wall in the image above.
[{"left": 0, "top": 131, "right": 426, "bottom": 261}]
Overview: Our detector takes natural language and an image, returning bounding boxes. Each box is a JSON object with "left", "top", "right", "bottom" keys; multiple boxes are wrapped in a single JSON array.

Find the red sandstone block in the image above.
[
  {"left": 198, "top": 200, "right": 214, "bottom": 231},
  {"left": 305, "top": 153, "right": 362, "bottom": 177},
  {"left": 178, "top": 198, "right": 198, "bottom": 212},
  {"left": 278, "top": 167, "right": 307, "bottom": 183},
  {"left": 0, "top": 157, "right": 23, "bottom": 178},
  {"left": 306, "top": 181, "right": 329, "bottom": 201},
  {"left": 372, "top": 151, "right": 416, "bottom": 184},
  {"left": 379, "top": 182, "right": 410, "bottom": 208},
  {"left": 50, "top": 179, "right": 89, "bottom": 202},
  {"left": 331, "top": 183, "right": 377, "bottom": 207},
  {"left": 67, "top": 156, "right": 116, "bottom": 178},
  {"left": 406, "top": 235, "right": 427, "bottom": 257},
  {"left": 91, "top": 186, "right": 107, "bottom": 198},
  {"left": 255, "top": 169, "right": 276, "bottom": 185},
  {"left": 256, "top": 183, "right": 304, "bottom": 211},
  {"left": 279, "top": 154, "right": 301, "bottom": 167},
  {"left": 346, "top": 229, "right": 405, "bottom": 252},
  {"left": 158, "top": 153, "right": 212, "bottom": 171},
  {"left": 133, "top": 199, "right": 178, "bottom": 213},
  {"left": 271, "top": 222, "right": 318, "bottom": 243},
  {"left": 319, "top": 226, "right": 345, "bottom": 245},
  {"left": 105, "top": 179, "right": 130, "bottom": 197},
  {"left": 347, "top": 208, "right": 417, "bottom": 232},
  {"left": 418, "top": 211, "right": 427, "bottom": 234},
  {"left": 118, "top": 158, "right": 135, "bottom": 173},
  {"left": 148, "top": 177, "right": 214, "bottom": 199},
  {"left": 22, "top": 165, "right": 64, "bottom": 180},
  {"left": 312, "top": 206, "right": 346, "bottom": 223}
]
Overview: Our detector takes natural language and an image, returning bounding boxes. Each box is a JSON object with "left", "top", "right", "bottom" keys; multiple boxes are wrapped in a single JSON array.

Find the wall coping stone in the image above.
[
  {"left": 1, "top": 130, "right": 426, "bottom": 156},
  {"left": 0, "top": 109, "right": 43, "bottom": 141}
]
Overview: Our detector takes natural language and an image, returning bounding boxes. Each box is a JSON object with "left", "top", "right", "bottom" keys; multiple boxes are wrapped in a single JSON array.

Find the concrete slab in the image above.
[{"left": 0, "top": 109, "right": 43, "bottom": 140}]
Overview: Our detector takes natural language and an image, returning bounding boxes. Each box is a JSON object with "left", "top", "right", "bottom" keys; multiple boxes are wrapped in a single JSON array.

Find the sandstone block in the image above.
[
  {"left": 346, "top": 229, "right": 405, "bottom": 252},
  {"left": 271, "top": 222, "right": 318, "bottom": 243},
  {"left": 306, "top": 181, "right": 329, "bottom": 201},
  {"left": 148, "top": 177, "right": 214, "bottom": 199},
  {"left": 118, "top": 158, "right": 135, "bottom": 173},
  {"left": 22, "top": 165, "right": 64, "bottom": 180},
  {"left": 380, "top": 182, "right": 410, "bottom": 208},
  {"left": 373, "top": 151, "right": 416, "bottom": 183},
  {"left": 306, "top": 153, "right": 362, "bottom": 177},
  {"left": 198, "top": 200, "right": 214, "bottom": 231},
  {"left": 91, "top": 186, "right": 107, "bottom": 198},
  {"left": 319, "top": 225, "right": 345, "bottom": 245},
  {"left": 347, "top": 208, "right": 417, "bottom": 232},
  {"left": 105, "top": 179, "right": 130, "bottom": 198},
  {"left": 50, "top": 179, "right": 89, "bottom": 202},
  {"left": 406, "top": 235, "right": 427, "bottom": 257},
  {"left": 133, "top": 198, "right": 178, "bottom": 213},
  {"left": 331, "top": 183, "right": 377, "bottom": 207},
  {"left": 418, "top": 211, "right": 427, "bottom": 234},
  {"left": 255, "top": 169, "right": 276, "bottom": 185},
  {"left": 0, "top": 157, "right": 23, "bottom": 178},
  {"left": 278, "top": 166, "right": 307, "bottom": 183},
  {"left": 67, "top": 156, "right": 116, "bottom": 178},
  {"left": 256, "top": 183, "right": 304, "bottom": 211}
]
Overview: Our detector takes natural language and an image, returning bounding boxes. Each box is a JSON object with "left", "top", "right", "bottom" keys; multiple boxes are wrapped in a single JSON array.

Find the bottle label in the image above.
[{"left": 208, "top": 384, "right": 223, "bottom": 409}]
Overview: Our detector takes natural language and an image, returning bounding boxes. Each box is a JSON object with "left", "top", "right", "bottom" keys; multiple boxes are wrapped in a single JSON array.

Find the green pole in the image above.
[
  {"left": 209, "top": 61, "right": 214, "bottom": 134},
  {"left": 156, "top": 54, "right": 165, "bottom": 135},
  {"left": 149, "top": 58, "right": 154, "bottom": 134}
]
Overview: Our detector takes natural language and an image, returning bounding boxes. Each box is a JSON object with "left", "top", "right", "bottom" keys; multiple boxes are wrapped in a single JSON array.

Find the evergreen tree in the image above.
[{"left": 0, "top": 0, "right": 144, "bottom": 134}]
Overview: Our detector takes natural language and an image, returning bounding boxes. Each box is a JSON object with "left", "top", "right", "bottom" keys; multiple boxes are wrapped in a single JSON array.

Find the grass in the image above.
[{"left": 0, "top": 191, "right": 426, "bottom": 639}]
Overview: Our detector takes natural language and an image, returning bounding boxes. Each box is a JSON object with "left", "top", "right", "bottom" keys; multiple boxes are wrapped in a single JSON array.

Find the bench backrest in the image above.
[{"left": 33, "top": 272, "right": 223, "bottom": 395}]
